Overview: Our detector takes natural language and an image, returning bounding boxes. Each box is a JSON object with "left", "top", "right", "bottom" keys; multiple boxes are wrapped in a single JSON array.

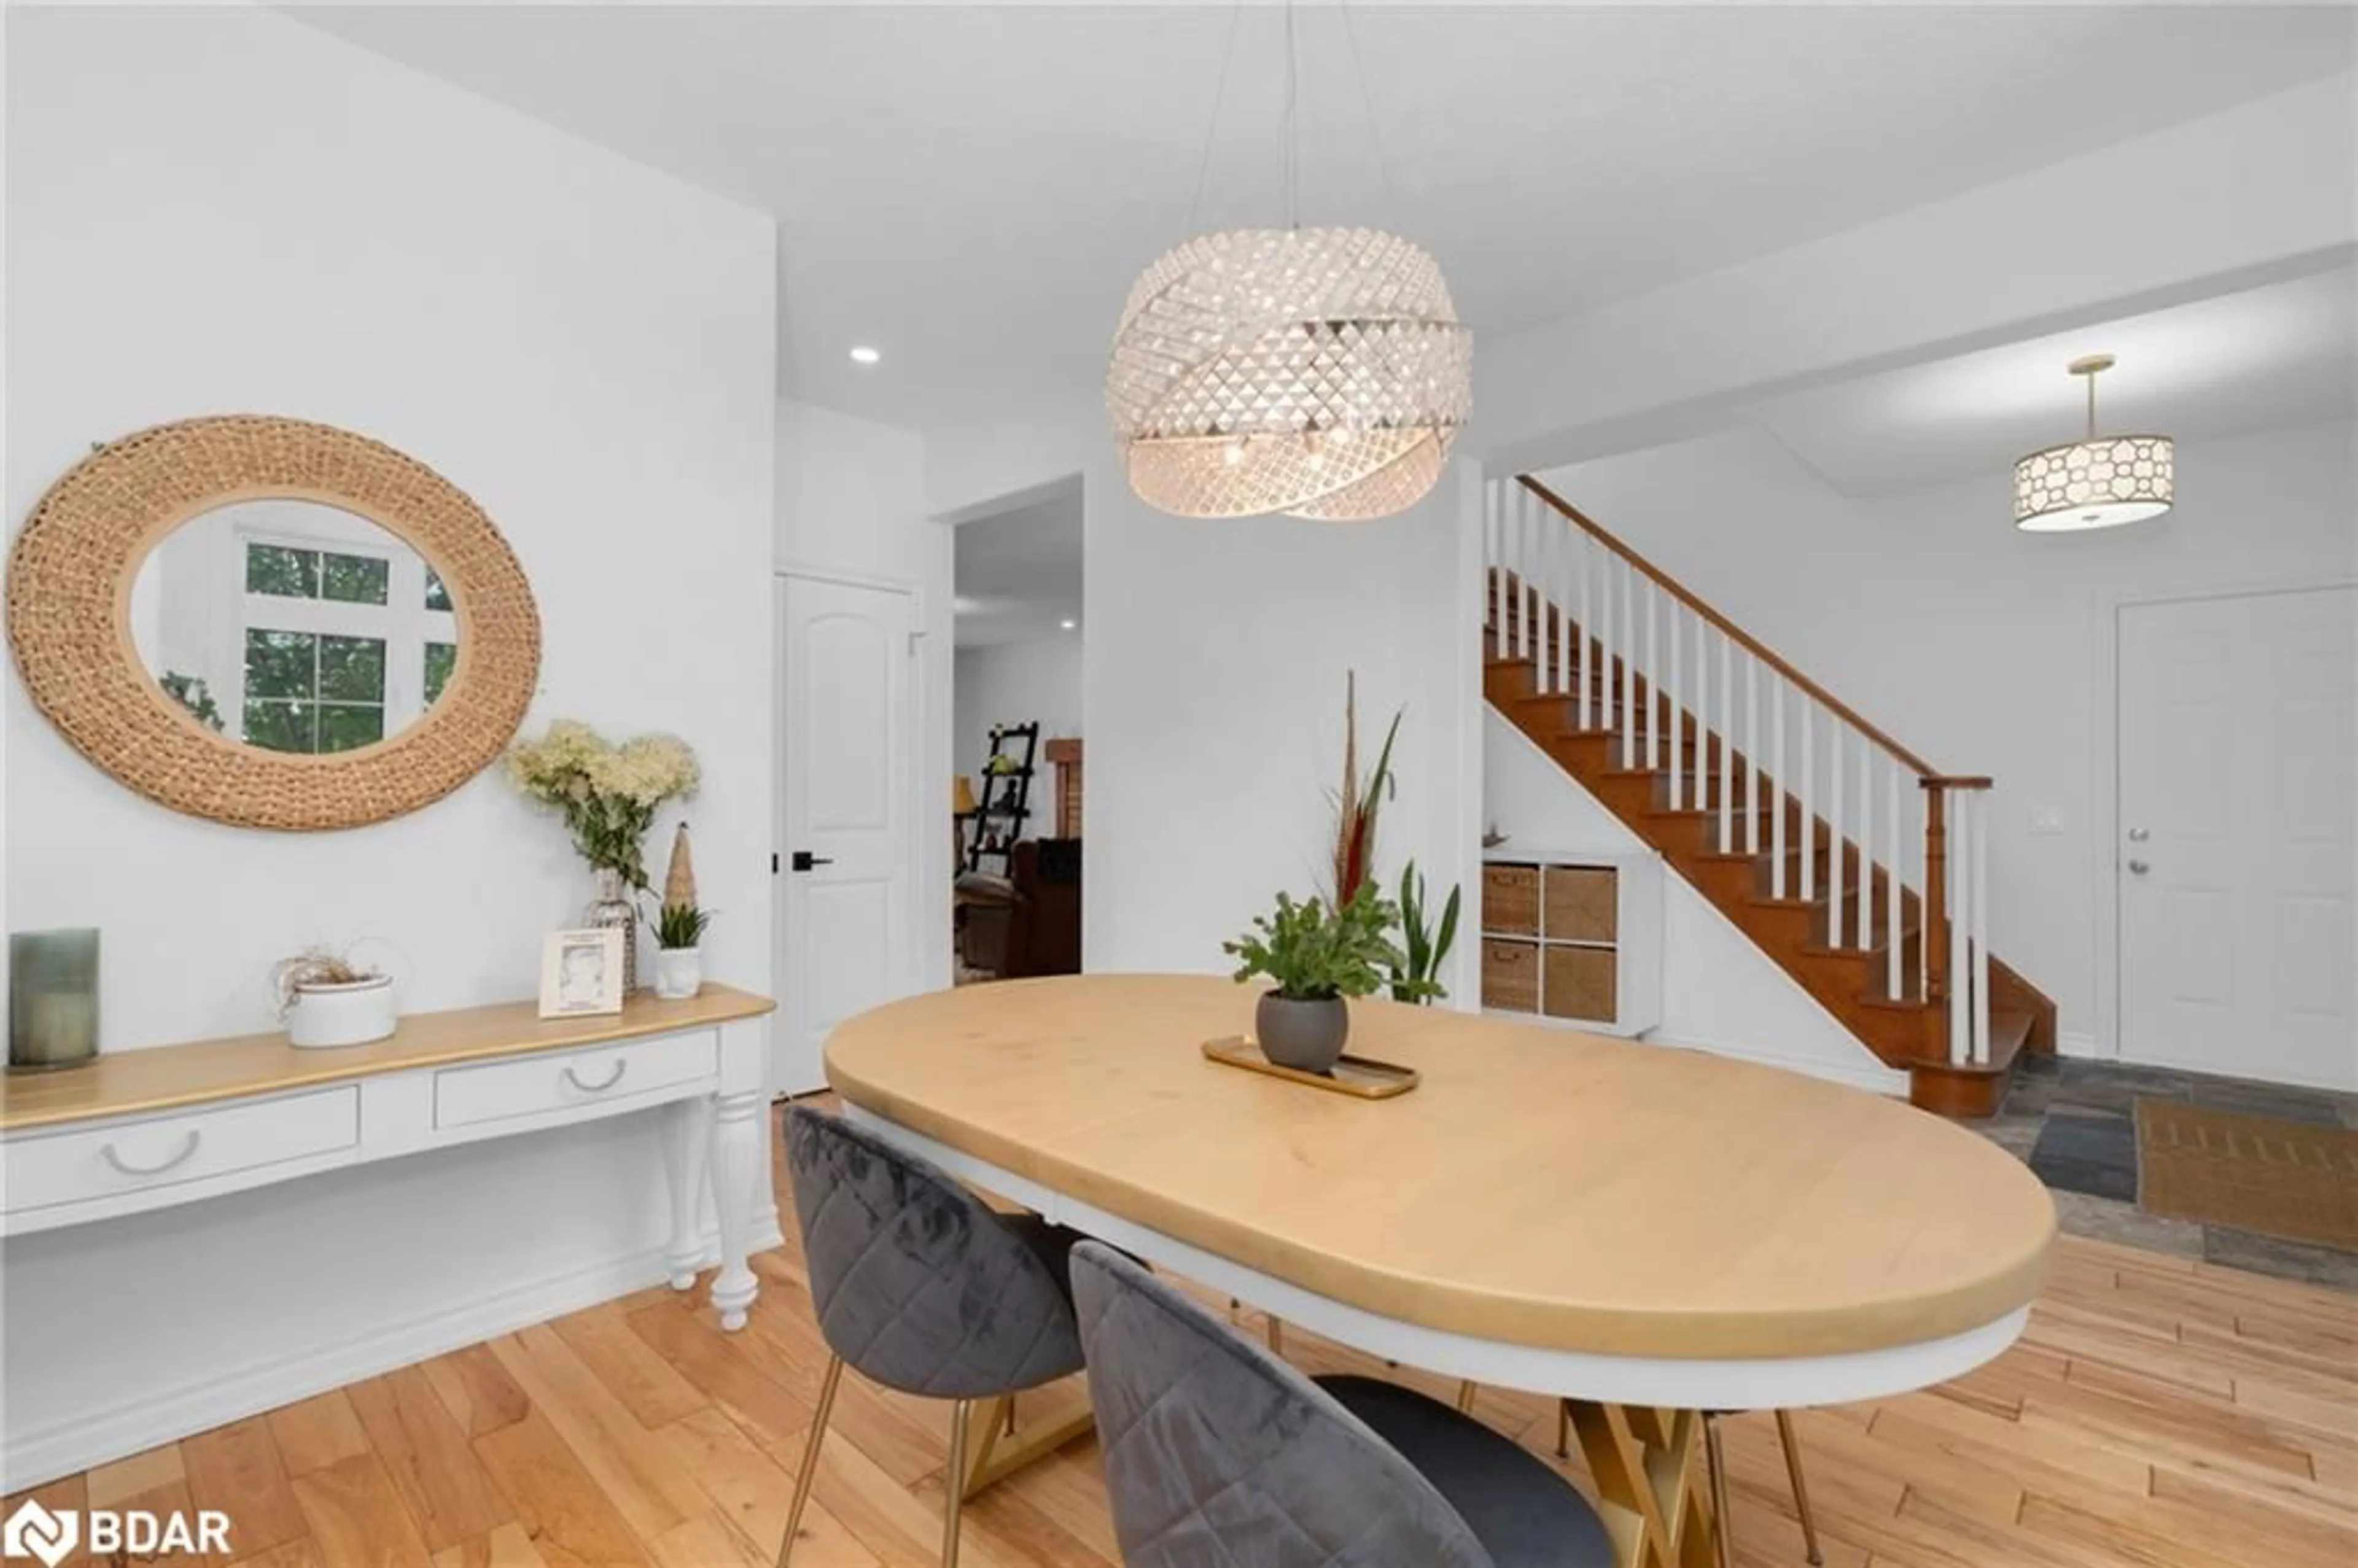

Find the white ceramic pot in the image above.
[
  {"left": 286, "top": 974, "right": 397, "bottom": 1049},
  {"left": 653, "top": 946, "right": 702, "bottom": 1001}
]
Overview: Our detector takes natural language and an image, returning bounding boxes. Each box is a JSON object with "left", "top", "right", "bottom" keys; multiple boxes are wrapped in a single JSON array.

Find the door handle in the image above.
[
  {"left": 2126, "top": 827, "right": 2150, "bottom": 842},
  {"left": 2126, "top": 859, "right": 2151, "bottom": 875},
  {"left": 789, "top": 852, "right": 835, "bottom": 872}
]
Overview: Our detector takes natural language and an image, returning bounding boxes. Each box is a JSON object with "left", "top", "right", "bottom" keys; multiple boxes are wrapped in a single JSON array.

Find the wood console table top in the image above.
[
  {"left": 828, "top": 974, "right": 2055, "bottom": 1361},
  {"left": 0, "top": 985, "right": 774, "bottom": 1133}
]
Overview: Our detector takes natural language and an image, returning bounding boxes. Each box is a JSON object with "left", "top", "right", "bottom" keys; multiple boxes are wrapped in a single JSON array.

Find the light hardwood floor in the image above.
[{"left": 9, "top": 1109, "right": 2355, "bottom": 1567}]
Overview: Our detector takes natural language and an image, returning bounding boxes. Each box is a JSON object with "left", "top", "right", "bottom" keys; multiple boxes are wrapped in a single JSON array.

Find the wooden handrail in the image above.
[{"left": 1516, "top": 475, "right": 1941, "bottom": 779}]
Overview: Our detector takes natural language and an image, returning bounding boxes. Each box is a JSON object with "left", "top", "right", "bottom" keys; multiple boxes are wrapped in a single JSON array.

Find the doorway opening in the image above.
[{"left": 950, "top": 478, "right": 1084, "bottom": 985}]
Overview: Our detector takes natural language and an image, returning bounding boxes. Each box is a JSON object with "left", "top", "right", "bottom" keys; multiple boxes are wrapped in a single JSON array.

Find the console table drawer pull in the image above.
[
  {"left": 563, "top": 1060, "right": 629, "bottom": 1094},
  {"left": 101, "top": 1128, "right": 201, "bottom": 1178},
  {"left": 432, "top": 1030, "right": 717, "bottom": 1131}
]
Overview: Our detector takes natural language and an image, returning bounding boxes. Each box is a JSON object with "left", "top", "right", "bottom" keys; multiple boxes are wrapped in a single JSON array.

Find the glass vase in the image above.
[{"left": 584, "top": 867, "right": 639, "bottom": 997}]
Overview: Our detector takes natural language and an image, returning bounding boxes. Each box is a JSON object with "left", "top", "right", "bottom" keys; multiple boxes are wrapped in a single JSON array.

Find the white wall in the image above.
[
  {"left": 774, "top": 398, "right": 953, "bottom": 991},
  {"left": 954, "top": 634, "right": 1083, "bottom": 802},
  {"left": 1479, "top": 74, "right": 2356, "bottom": 473},
  {"left": 1080, "top": 449, "right": 1482, "bottom": 1001},
  {"left": 4, "top": 3, "right": 776, "bottom": 1476},
  {"left": 1485, "top": 714, "right": 1907, "bottom": 1094},
  {"left": 1537, "top": 416, "right": 2357, "bottom": 1054}
]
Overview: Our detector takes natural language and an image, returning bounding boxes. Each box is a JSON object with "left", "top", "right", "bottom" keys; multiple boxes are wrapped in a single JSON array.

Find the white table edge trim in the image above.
[{"left": 845, "top": 1103, "right": 2029, "bottom": 1411}]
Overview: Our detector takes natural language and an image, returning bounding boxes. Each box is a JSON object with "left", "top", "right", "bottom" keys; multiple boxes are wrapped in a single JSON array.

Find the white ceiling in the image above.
[
  {"left": 954, "top": 486, "right": 1083, "bottom": 648},
  {"left": 1755, "top": 265, "right": 2357, "bottom": 497},
  {"left": 291, "top": 4, "right": 2355, "bottom": 456}
]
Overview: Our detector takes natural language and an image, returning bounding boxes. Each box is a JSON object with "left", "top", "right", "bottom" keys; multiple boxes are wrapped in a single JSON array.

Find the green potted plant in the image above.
[
  {"left": 1385, "top": 859, "right": 1462, "bottom": 1005},
  {"left": 650, "top": 902, "right": 714, "bottom": 999},
  {"left": 1223, "top": 886, "right": 1404, "bottom": 1072}
]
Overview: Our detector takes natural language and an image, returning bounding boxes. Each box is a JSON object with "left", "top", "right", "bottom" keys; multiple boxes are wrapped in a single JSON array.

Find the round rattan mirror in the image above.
[{"left": 7, "top": 416, "right": 540, "bottom": 830}]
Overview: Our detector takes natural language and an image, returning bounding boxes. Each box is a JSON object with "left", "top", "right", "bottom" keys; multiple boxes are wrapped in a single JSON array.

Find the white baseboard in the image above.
[
  {"left": 1642, "top": 1031, "right": 1911, "bottom": 1096},
  {"left": 2, "top": 1217, "right": 785, "bottom": 1491},
  {"left": 2058, "top": 1030, "right": 2105, "bottom": 1060}
]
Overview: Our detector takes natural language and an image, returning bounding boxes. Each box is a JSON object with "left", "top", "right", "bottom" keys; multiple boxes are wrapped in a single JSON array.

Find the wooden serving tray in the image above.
[{"left": 1200, "top": 1037, "right": 1420, "bottom": 1099}]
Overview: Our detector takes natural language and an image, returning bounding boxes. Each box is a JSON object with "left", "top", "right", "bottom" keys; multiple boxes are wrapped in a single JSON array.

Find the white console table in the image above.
[{"left": 0, "top": 987, "right": 776, "bottom": 1329}]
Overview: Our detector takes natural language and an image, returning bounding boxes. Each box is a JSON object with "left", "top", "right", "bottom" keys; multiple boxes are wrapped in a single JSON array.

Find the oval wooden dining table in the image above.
[{"left": 826, "top": 974, "right": 2056, "bottom": 1568}]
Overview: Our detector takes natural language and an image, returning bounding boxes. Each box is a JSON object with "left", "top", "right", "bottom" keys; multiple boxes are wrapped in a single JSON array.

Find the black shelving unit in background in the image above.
[{"left": 962, "top": 721, "right": 1040, "bottom": 873}]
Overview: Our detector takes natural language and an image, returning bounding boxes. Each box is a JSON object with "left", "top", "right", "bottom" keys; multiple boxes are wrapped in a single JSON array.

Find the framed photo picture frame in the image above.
[{"left": 539, "top": 927, "right": 626, "bottom": 1019}]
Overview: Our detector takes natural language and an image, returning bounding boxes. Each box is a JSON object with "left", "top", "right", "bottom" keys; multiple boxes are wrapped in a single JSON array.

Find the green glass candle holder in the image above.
[{"left": 9, "top": 928, "right": 99, "bottom": 1072}]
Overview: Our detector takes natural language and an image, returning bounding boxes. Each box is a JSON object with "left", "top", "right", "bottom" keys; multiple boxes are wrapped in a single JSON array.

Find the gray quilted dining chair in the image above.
[
  {"left": 1071, "top": 1241, "right": 1616, "bottom": 1568},
  {"left": 778, "top": 1106, "right": 1092, "bottom": 1567}
]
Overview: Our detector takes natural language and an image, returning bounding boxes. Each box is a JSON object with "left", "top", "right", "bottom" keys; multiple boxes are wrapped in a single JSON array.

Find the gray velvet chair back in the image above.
[
  {"left": 784, "top": 1107, "right": 1084, "bottom": 1399},
  {"left": 1070, "top": 1241, "right": 1496, "bottom": 1568}
]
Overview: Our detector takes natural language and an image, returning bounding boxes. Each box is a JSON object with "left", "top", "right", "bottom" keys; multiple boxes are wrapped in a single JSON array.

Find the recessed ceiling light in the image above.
[
  {"left": 1059, "top": 619, "right": 1078, "bottom": 631},
  {"left": 849, "top": 346, "right": 881, "bottom": 365}
]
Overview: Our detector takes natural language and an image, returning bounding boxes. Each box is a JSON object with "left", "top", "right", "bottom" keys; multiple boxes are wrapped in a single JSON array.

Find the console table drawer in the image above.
[
  {"left": 3, "top": 1087, "right": 359, "bottom": 1215},
  {"left": 433, "top": 1030, "right": 717, "bottom": 1130}
]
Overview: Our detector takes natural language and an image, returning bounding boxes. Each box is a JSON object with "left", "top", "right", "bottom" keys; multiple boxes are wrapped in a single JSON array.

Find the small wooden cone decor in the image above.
[{"left": 662, "top": 824, "right": 698, "bottom": 912}]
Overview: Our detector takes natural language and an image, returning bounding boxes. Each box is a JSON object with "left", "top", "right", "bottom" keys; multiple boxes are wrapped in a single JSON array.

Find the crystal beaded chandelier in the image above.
[
  {"left": 2013, "top": 354, "right": 2174, "bottom": 532},
  {"left": 1107, "top": 7, "right": 1471, "bottom": 521}
]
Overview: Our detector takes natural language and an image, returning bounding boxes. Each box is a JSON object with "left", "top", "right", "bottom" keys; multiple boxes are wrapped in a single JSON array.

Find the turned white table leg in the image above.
[
  {"left": 709, "top": 1087, "right": 763, "bottom": 1330},
  {"left": 661, "top": 1094, "right": 715, "bottom": 1290}
]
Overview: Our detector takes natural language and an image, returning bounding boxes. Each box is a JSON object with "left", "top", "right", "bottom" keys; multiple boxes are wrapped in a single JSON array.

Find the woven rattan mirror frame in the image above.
[{"left": 7, "top": 415, "right": 541, "bottom": 831}]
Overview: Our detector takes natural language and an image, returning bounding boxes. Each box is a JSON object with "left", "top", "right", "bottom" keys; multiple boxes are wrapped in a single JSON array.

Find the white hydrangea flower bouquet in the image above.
[{"left": 506, "top": 720, "right": 699, "bottom": 892}]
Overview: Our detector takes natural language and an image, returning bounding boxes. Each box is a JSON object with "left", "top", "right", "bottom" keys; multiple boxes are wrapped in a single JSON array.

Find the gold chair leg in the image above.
[
  {"left": 1705, "top": 1413, "right": 1734, "bottom": 1568},
  {"left": 1265, "top": 1318, "right": 1283, "bottom": 1355},
  {"left": 1555, "top": 1398, "right": 1570, "bottom": 1459},
  {"left": 777, "top": 1354, "right": 844, "bottom": 1567},
  {"left": 1005, "top": 1396, "right": 1018, "bottom": 1438},
  {"left": 1454, "top": 1381, "right": 1478, "bottom": 1415},
  {"left": 1776, "top": 1410, "right": 1823, "bottom": 1567},
  {"left": 943, "top": 1399, "right": 971, "bottom": 1568}
]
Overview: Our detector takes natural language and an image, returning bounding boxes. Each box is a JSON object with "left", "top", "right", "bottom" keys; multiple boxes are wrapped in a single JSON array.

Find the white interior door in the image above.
[
  {"left": 776, "top": 574, "right": 915, "bottom": 1095},
  {"left": 2118, "top": 584, "right": 2356, "bottom": 1089}
]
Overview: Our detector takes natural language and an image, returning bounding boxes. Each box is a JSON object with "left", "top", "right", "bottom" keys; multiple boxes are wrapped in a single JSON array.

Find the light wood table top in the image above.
[
  {"left": 0, "top": 985, "right": 774, "bottom": 1133},
  {"left": 827, "top": 974, "right": 2056, "bottom": 1361}
]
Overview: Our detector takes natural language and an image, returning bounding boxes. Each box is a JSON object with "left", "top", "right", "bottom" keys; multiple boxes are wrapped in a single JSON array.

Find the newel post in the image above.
[{"left": 1920, "top": 779, "right": 1950, "bottom": 1062}]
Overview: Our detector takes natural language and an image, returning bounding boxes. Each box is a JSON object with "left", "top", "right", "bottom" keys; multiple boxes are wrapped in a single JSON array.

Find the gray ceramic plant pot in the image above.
[{"left": 1256, "top": 992, "right": 1348, "bottom": 1073}]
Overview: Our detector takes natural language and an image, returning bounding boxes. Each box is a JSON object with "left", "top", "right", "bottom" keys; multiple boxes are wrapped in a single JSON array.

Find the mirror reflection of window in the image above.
[{"left": 129, "top": 499, "right": 461, "bottom": 756}]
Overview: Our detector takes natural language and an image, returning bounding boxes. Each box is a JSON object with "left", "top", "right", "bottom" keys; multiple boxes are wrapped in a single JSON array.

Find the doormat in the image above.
[{"left": 2136, "top": 1098, "right": 2358, "bottom": 1249}]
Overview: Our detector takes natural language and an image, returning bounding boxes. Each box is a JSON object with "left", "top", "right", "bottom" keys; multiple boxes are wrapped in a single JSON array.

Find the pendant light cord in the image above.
[
  {"left": 1283, "top": 0, "right": 1300, "bottom": 230},
  {"left": 1185, "top": 2, "right": 1245, "bottom": 235},
  {"left": 2086, "top": 367, "right": 2099, "bottom": 441},
  {"left": 1337, "top": 0, "right": 1398, "bottom": 223}
]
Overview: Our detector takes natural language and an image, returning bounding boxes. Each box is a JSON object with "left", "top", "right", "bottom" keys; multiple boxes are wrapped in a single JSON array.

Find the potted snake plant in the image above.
[{"left": 1222, "top": 886, "right": 1404, "bottom": 1073}]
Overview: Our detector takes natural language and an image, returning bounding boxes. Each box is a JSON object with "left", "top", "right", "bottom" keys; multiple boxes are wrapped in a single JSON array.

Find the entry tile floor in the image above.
[{"left": 1965, "top": 1055, "right": 2358, "bottom": 1292}]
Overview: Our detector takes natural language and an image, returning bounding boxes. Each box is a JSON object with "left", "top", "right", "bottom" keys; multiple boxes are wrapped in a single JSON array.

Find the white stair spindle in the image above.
[
  {"left": 1948, "top": 784, "right": 1969, "bottom": 1067},
  {"left": 1524, "top": 491, "right": 1541, "bottom": 665},
  {"left": 1651, "top": 580, "right": 1669, "bottom": 769},
  {"left": 1744, "top": 656, "right": 1759, "bottom": 855},
  {"left": 1554, "top": 515, "right": 1571, "bottom": 697},
  {"left": 1535, "top": 498, "right": 1554, "bottom": 693},
  {"left": 1886, "top": 760, "right": 1904, "bottom": 1001},
  {"left": 1726, "top": 627, "right": 1745, "bottom": 848},
  {"left": 1799, "top": 700, "right": 1815, "bottom": 905},
  {"left": 1486, "top": 481, "right": 1501, "bottom": 655},
  {"left": 1575, "top": 536, "right": 1592, "bottom": 732},
  {"left": 1972, "top": 789, "right": 1992, "bottom": 1065},
  {"left": 1769, "top": 675, "right": 1787, "bottom": 899},
  {"left": 1856, "top": 737, "right": 1874, "bottom": 952},
  {"left": 1827, "top": 725, "right": 1845, "bottom": 950},
  {"left": 1620, "top": 560, "right": 1637, "bottom": 768},
  {"left": 1518, "top": 490, "right": 1537, "bottom": 660},
  {"left": 1667, "top": 602, "right": 1684, "bottom": 810}
]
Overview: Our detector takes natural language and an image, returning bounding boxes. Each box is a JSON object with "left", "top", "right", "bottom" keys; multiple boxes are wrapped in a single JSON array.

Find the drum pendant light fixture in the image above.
[
  {"left": 2012, "top": 354, "right": 2174, "bottom": 532},
  {"left": 1107, "top": 6, "right": 1471, "bottom": 521}
]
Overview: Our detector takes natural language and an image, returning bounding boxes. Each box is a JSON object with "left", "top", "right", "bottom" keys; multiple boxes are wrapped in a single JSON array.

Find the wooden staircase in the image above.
[{"left": 1484, "top": 476, "right": 2055, "bottom": 1116}]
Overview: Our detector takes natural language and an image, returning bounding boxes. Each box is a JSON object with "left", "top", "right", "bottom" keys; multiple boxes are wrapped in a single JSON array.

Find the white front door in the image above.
[
  {"left": 2118, "top": 584, "right": 2356, "bottom": 1089},
  {"left": 776, "top": 574, "right": 916, "bottom": 1095}
]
